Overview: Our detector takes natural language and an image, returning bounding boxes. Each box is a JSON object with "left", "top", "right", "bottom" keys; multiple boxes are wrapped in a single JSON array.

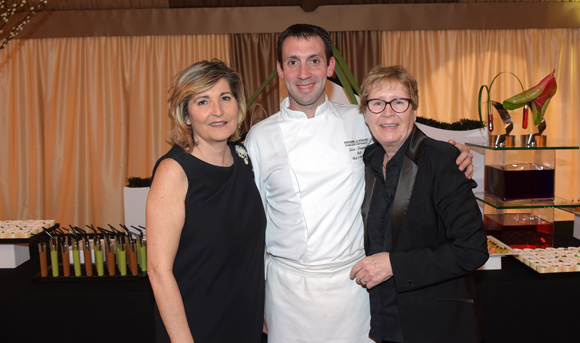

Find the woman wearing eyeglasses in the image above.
[{"left": 350, "top": 65, "right": 488, "bottom": 343}]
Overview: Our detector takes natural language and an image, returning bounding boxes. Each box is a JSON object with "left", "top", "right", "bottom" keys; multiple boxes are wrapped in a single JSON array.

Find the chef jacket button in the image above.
[{"left": 406, "top": 280, "right": 414, "bottom": 288}]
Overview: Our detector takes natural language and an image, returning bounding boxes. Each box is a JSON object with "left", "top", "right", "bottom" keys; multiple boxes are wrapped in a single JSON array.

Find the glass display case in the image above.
[
  {"left": 467, "top": 143, "right": 578, "bottom": 248},
  {"left": 484, "top": 148, "right": 555, "bottom": 201}
]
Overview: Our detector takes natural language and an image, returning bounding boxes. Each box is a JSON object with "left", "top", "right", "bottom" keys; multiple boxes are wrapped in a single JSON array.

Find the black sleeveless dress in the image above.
[{"left": 151, "top": 143, "right": 266, "bottom": 343}]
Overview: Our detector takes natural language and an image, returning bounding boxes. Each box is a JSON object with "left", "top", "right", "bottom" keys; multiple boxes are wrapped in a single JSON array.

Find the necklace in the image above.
[
  {"left": 382, "top": 152, "right": 390, "bottom": 169},
  {"left": 382, "top": 152, "right": 391, "bottom": 182}
]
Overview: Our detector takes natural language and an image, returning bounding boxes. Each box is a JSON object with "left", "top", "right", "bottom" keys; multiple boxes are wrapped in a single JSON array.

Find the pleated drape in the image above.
[
  {"left": 378, "top": 28, "right": 580, "bottom": 201},
  {"left": 0, "top": 35, "right": 230, "bottom": 226},
  {"left": 330, "top": 31, "right": 381, "bottom": 87},
  {"left": 2, "top": 28, "right": 580, "bottom": 225},
  {"left": 230, "top": 33, "right": 280, "bottom": 133}
]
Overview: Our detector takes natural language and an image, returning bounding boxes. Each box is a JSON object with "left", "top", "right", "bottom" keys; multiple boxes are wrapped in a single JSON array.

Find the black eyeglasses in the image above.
[{"left": 365, "top": 98, "right": 412, "bottom": 114}]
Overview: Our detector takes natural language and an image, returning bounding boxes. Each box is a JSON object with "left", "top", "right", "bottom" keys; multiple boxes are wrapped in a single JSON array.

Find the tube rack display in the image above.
[{"left": 36, "top": 224, "right": 147, "bottom": 280}]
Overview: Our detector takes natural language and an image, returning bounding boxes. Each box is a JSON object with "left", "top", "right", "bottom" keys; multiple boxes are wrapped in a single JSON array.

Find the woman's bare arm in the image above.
[{"left": 147, "top": 158, "right": 194, "bottom": 343}]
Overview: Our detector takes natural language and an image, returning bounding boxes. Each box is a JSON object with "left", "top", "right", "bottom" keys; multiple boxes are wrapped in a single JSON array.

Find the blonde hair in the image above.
[
  {"left": 359, "top": 65, "right": 419, "bottom": 115},
  {"left": 167, "top": 60, "right": 247, "bottom": 153}
]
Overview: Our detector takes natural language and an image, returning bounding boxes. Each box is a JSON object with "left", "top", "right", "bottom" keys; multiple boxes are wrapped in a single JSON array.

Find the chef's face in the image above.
[
  {"left": 277, "top": 36, "right": 335, "bottom": 117},
  {"left": 364, "top": 80, "right": 417, "bottom": 155}
]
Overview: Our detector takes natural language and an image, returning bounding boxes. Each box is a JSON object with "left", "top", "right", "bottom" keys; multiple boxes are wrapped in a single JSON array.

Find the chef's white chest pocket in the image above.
[{"left": 344, "top": 137, "right": 370, "bottom": 168}]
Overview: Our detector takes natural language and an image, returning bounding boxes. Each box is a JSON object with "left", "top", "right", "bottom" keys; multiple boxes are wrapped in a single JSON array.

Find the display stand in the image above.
[
  {"left": 0, "top": 241, "right": 30, "bottom": 268},
  {"left": 557, "top": 207, "right": 580, "bottom": 240},
  {"left": 466, "top": 142, "right": 579, "bottom": 249},
  {"left": 0, "top": 236, "right": 42, "bottom": 268}
]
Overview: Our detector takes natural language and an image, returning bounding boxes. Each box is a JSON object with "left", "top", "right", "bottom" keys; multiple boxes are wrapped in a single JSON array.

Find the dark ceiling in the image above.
[{"left": 43, "top": 0, "right": 573, "bottom": 13}]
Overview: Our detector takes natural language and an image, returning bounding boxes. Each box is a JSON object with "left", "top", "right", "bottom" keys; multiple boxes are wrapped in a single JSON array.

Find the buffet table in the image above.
[
  {"left": 0, "top": 258, "right": 155, "bottom": 342},
  {"left": 475, "top": 256, "right": 580, "bottom": 342},
  {"left": 474, "top": 221, "right": 580, "bottom": 342},
  {"left": 1, "top": 223, "right": 579, "bottom": 343}
]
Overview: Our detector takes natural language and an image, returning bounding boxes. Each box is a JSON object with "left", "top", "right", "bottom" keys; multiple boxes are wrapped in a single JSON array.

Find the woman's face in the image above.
[
  {"left": 186, "top": 78, "right": 239, "bottom": 147},
  {"left": 364, "top": 80, "right": 417, "bottom": 154}
]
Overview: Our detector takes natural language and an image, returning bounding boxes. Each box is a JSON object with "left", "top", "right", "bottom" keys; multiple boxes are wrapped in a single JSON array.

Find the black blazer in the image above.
[{"left": 362, "top": 126, "right": 489, "bottom": 343}]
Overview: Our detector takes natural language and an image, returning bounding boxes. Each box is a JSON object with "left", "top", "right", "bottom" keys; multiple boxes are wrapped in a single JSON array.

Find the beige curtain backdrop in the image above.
[
  {"left": 1, "top": 28, "right": 579, "bottom": 226},
  {"left": 330, "top": 31, "right": 381, "bottom": 87},
  {"left": 230, "top": 33, "right": 281, "bottom": 133},
  {"left": 378, "top": 28, "right": 580, "bottom": 203},
  {"left": 0, "top": 35, "right": 230, "bottom": 227}
]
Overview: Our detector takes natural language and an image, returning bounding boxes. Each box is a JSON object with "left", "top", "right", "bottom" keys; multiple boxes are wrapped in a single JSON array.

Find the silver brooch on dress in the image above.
[{"left": 235, "top": 144, "right": 249, "bottom": 165}]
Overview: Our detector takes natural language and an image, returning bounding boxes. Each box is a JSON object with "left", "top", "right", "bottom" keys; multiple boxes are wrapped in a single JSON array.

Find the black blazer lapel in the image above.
[
  {"left": 362, "top": 143, "right": 380, "bottom": 255},
  {"left": 391, "top": 126, "right": 426, "bottom": 251}
]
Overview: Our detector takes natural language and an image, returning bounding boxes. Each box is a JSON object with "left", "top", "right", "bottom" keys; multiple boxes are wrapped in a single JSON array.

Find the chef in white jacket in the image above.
[{"left": 245, "top": 24, "right": 473, "bottom": 343}]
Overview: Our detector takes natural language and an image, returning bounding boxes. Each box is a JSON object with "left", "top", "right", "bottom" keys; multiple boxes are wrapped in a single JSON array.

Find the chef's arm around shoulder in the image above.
[
  {"left": 147, "top": 158, "right": 195, "bottom": 343},
  {"left": 448, "top": 139, "right": 474, "bottom": 178}
]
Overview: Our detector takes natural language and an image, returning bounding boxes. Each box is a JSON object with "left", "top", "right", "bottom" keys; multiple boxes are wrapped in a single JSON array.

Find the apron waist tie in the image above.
[{"left": 267, "top": 252, "right": 365, "bottom": 278}]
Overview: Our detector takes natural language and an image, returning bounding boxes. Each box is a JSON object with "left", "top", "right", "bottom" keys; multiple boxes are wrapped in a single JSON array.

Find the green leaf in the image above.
[
  {"left": 489, "top": 71, "right": 524, "bottom": 94},
  {"left": 479, "top": 72, "right": 524, "bottom": 128},
  {"left": 332, "top": 45, "right": 360, "bottom": 95},
  {"left": 503, "top": 89, "right": 542, "bottom": 110},
  {"left": 530, "top": 70, "right": 557, "bottom": 123},
  {"left": 533, "top": 97, "right": 552, "bottom": 126},
  {"left": 334, "top": 63, "right": 358, "bottom": 105},
  {"left": 246, "top": 70, "right": 278, "bottom": 110},
  {"left": 502, "top": 70, "right": 556, "bottom": 112},
  {"left": 477, "top": 85, "right": 488, "bottom": 128}
]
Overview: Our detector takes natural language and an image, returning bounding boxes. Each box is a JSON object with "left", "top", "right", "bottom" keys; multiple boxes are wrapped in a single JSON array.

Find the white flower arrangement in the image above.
[{"left": 235, "top": 144, "right": 249, "bottom": 165}]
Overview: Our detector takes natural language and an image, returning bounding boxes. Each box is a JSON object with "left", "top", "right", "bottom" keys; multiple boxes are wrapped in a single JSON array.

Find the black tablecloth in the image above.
[
  {"left": 1, "top": 222, "right": 579, "bottom": 343},
  {"left": 476, "top": 256, "right": 580, "bottom": 343},
  {"left": 0, "top": 259, "right": 155, "bottom": 342}
]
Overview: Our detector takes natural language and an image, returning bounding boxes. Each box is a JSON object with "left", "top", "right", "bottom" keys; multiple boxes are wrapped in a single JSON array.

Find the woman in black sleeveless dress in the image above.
[{"left": 147, "top": 60, "right": 266, "bottom": 343}]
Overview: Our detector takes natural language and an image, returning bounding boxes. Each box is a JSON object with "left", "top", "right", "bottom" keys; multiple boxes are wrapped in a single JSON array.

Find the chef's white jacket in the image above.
[{"left": 245, "top": 97, "right": 374, "bottom": 343}]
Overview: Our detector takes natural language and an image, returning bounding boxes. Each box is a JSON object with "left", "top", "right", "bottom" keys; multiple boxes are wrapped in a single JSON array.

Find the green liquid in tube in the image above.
[
  {"left": 118, "top": 250, "right": 127, "bottom": 276},
  {"left": 73, "top": 249, "right": 81, "bottom": 277},
  {"left": 95, "top": 246, "right": 104, "bottom": 276},
  {"left": 50, "top": 249, "right": 59, "bottom": 277}
]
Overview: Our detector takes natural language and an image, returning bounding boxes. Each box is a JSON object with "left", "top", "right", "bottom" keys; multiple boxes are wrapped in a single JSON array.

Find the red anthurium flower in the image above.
[
  {"left": 530, "top": 70, "right": 557, "bottom": 125},
  {"left": 502, "top": 70, "right": 557, "bottom": 126}
]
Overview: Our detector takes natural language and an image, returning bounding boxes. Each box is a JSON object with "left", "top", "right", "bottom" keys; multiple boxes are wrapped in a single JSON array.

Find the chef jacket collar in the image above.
[{"left": 280, "top": 95, "right": 332, "bottom": 119}]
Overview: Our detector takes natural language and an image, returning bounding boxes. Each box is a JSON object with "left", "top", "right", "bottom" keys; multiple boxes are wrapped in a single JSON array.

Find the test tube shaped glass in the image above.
[
  {"left": 83, "top": 239, "right": 93, "bottom": 277},
  {"left": 139, "top": 239, "right": 147, "bottom": 272},
  {"left": 128, "top": 242, "right": 138, "bottom": 276},
  {"left": 106, "top": 239, "right": 116, "bottom": 276},
  {"left": 73, "top": 241, "right": 82, "bottom": 277},
  {"left": 94, "top": 240, "right": 104, "bottom": 277},
  {"left": 118, "top": 239, "right": 127, "bottom": 276},
  {"left": 39, "top": 242, "right": 48, "bottom": 277},
  {"left": 62, "top": 241, "right": 71, "bottom": 277},
  {"left": 50, "top": 240, "right": 59, "bottom": 277}
]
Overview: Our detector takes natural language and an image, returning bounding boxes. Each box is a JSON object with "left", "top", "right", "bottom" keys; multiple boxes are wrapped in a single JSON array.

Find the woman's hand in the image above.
[
  {"left": 448, "top": 139, "right": 474, "bottom": 179},
  {"left": 349, "top": 252, "right": 393, "bottom": 289}
]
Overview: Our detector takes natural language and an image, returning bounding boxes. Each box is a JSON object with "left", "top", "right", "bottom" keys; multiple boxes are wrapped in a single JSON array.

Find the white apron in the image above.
[{"left": 263, "top": 101, "right": 373, "bottom": 343}]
